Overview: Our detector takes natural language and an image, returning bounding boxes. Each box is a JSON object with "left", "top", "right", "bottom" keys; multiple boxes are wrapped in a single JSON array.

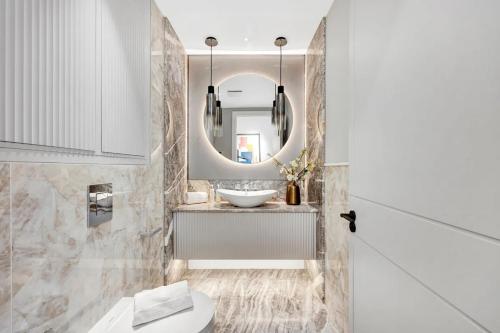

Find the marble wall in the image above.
[
  {"left": 0, "top": 4, "right": 183, "bottom": 332},
  {"left": 305, "top": 18, "right": 327, "bottom": 299},
  {"left": 163, "top": 16, "right": 188, "bottom": 284},
  {"left": 8, "top": 162, "right": 164, "bottom": 333},
  {"left": 324, "top": 166, "right": 350, "bottom": 333},
  {"left": 0, "top": 164, "right": 10, "bottom": 333}
]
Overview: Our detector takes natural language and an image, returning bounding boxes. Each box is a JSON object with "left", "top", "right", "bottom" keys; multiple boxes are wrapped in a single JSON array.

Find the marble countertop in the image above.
[{"left": 173, "top": 201, "right": 319, "bottom": 213}]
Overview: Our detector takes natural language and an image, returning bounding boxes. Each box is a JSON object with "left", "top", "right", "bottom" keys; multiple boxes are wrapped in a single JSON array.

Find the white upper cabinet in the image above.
[
  {"left": 0, "top": 0, "right": 150, "bottom": 162},
  {"left": 101, "top": 0, "right": 150, "bottom": 157},
  {"left": 0, "top": 0, "right": 97, "bottom": 151}
]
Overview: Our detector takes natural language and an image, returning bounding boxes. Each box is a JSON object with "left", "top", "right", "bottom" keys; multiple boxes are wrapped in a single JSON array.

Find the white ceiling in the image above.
[{"left": 154, "top": 0, "right": 334, "bottom": 54}]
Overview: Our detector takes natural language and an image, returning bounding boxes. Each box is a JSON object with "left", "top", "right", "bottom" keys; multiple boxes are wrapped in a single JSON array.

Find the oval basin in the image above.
[{"left": 217, "top": 189, "right": 277, "bottom": 208}]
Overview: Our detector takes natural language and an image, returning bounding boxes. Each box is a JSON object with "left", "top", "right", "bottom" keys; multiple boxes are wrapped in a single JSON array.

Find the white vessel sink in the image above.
[{"left": 217, "top": 189, "right": 277, "bottom": 208}]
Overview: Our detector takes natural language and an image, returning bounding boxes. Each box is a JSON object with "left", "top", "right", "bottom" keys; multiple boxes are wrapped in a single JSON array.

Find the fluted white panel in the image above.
[
  {"left": 101, "top": 0, "right": 149, "bottom": 157},
  {"left": 0, "top": 0, "right": 96, "bottom": 151},
  {"left": 174, "top": 212, "right": 316, "bottom": 259}
]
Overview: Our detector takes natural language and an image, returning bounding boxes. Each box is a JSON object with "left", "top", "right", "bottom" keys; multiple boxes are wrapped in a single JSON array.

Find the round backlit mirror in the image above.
[{"left": 204, "top": 74, "right": 293, "bottom": 164}]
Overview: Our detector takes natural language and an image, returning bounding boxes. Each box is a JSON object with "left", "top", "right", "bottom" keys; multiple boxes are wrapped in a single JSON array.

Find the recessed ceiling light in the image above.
[{"left": 244, "top": 37, "right": 249, "bottom": 42}]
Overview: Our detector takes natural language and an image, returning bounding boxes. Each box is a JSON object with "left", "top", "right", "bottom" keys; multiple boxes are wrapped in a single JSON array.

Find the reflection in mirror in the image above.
[{"left": 204, "top": 74, "right": 293, "bottom": 164}]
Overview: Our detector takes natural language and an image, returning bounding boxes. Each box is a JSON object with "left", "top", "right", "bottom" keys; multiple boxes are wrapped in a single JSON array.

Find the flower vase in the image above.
[{"left": 286, "top": 181, "right": 301, "bottom": 205}]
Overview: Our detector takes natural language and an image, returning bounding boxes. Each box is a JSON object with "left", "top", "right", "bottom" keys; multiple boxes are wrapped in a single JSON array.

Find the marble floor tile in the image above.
[{"left": 182, "top": 269, "right": 329, "bottom": 333}]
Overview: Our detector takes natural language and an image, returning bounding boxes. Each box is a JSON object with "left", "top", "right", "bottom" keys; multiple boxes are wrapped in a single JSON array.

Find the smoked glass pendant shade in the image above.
[
  {"left": 271, "top": 100, "right": 277, "bottom": 127},
  {"left": 277, "top": 85, "right": 285, "bottom": 136},
  {"left": 214, "top": 100, "right": 223, "bottom": 137},
  {"left": 206, "top": 85, "right": 216, "bottom": 132}
]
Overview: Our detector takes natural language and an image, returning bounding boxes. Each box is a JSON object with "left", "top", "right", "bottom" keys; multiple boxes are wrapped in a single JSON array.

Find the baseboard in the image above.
[{"left": 187, "top": 260, "right": 305, "bottom": 269}]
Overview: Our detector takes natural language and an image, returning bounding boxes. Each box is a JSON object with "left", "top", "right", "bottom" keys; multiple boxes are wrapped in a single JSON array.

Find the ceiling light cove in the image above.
[{"left": 154, "top": 0, "right": 334, "bottom": 54}]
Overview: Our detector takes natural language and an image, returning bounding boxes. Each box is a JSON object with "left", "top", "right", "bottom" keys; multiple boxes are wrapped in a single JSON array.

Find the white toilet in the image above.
[{"left": 89, "top": 291, "right": 215, "bottom": 333}]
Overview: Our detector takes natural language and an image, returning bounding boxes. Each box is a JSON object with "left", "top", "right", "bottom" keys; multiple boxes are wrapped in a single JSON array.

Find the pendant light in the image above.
[
  {"left": 215, "top": 100, "right": 223, "bottom": 137},
  {"left": 215, "top": 87, "right": 223, "bottom": 137},
  {"left": 271, "top": 84, "right": 277, "bottom": 128},
  {"left": 205, "top": 37, "right": 218, "bottom": 133},
  {"left": 274, "top": 37, "right": 287, "bottom": 137}
]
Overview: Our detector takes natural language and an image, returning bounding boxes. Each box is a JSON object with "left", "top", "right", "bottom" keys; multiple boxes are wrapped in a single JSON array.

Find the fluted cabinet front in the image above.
[
  {"left": 0, "top": 0, "right": 150, "bottom": 159},
  {"left": 101, "top": 0, "right": 150, "bottom": 156},
  {"left": 174, "top": 212, "right": 316, "bottom": 259}
]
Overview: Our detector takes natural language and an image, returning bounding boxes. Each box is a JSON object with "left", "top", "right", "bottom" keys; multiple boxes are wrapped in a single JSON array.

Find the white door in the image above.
[{"left": 349, "top": 0, "right": 500, "bottom": 332}]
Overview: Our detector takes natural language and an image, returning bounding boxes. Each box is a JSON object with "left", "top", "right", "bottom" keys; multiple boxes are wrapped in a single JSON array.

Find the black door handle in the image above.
[{"left": 340, "top": 210, "right": 356, "bottom": 233}]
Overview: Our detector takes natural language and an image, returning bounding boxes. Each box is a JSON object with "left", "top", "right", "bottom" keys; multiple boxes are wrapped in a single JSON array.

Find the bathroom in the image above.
[{"left": 0, "top": 0, "right": 499, "bottom": 332}]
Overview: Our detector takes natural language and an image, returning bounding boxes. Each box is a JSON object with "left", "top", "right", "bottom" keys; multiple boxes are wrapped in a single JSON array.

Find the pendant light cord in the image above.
[
  {"left": 210, "top": 45, "right": 213, "bottom": 85},
  {"left": 279, "top": 45, "right": 282, "bottom": 85}
]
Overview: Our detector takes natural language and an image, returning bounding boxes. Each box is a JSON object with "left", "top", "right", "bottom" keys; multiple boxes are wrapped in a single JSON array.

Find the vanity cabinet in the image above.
[{"left": 173, "top": 203, "right": 317, "bottom": 260}]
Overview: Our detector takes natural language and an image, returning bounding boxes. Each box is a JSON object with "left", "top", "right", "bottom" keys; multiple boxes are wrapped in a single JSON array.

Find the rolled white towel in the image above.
[
  {"left": 132, "top": 280, "right": 193, "bottom": 327},
  {"left": 184, "top": 191, "right": 208, "bottom": 205}
]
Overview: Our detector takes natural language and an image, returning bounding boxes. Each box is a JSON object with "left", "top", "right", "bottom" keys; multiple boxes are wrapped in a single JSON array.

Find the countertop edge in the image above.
[{"left": 173, "top": 202, "right": 319, "bottom": 213}]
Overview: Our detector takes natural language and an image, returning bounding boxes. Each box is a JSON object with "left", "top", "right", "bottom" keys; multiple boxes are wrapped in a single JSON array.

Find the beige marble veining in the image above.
[
  {"left": 151, "top": 4, "right": 166, "bottom": 160},
  {"left": 305, "top": 19, "right": 327, "bottom": 300},
  {"left": 164, "top": 259, "right": 188, "bottom": 285},
  {"left": 9, "top": 162, "right": 164, "bottom": 332},
  {"left": 324, "top": 166, "right": 350, "bottom": 333},
  {"left": 147, "top": 0, "right": 168, "bottom": 290},
  {"left": 183, "top": 269, "right": 330, "bottom": 333},
  {"left": 164, "top": 166, "right": 188, "bottom": 284},
  {"left": 0, "top": 164, "right": 11, "bottom": 333},
  {"left": 164, "top": 16, "right": 187, "bottom": 154},
  {"left": 305, "top": 19, "right": 326, "bottom": 206},
  {"left": 163, "top": 14, "right": 188, "bottom": 284},
  {"left": 174, "top": 202, "right": 319, "bottom": 213}
]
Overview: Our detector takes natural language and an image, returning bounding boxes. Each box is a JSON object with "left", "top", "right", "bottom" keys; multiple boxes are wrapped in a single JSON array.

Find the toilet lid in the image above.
[{"left": 89, "top": 291, "right": 215, "bottom": 333}]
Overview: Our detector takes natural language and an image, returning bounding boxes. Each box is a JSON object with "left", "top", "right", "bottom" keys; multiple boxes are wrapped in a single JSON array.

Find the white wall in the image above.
[{"left": 325, "top": 0, "right": 351, "bottom": 164}]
